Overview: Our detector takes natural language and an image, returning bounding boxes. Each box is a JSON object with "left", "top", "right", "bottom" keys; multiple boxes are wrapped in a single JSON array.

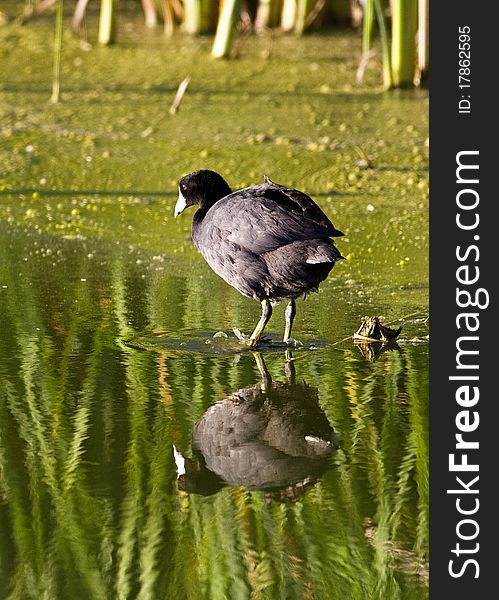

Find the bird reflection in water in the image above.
[{"left": 173, "top": 352, "right": 339, "bottom": 502}]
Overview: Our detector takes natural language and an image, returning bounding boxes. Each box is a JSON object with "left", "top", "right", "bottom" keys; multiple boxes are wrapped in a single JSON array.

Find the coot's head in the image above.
[{"left": 174, "top": 170, "right": 232, "bottom": 217}]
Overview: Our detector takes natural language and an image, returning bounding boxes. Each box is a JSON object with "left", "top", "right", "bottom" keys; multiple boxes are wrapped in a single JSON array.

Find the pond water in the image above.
[{"left": 0, "top": 9, "right": 428, "bottom": 599}]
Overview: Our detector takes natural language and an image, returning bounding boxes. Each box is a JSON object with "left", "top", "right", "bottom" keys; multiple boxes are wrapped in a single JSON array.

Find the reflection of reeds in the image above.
[
  {"left": 1, "top": 339, "right": 109, "bottom": 597},
  {"left": 0, "top": 233, "right": 428, "bottom": 597}
]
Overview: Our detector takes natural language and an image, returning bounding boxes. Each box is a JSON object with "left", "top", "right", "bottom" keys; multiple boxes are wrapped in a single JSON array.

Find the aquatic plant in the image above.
[
  {"left": 362, "top": 0, "right": 375, "bottom": 56},
  {"left": 98, "top": 0, "right": 118, "bottom": 45},
  {"left": 50, "top": 0, "right": 64, "bottom": 102},
  {"left": 183, "top": 0, "right": 217, "bottom": 34},
  {"left": 212, "top": 0, "right": 244, "bottom": 58},
  {"left": 13, "top": 0, "right": 427, "bottom": 87},
  {"left": 390, "top": 0, "right": 418, "bottom": 88}
]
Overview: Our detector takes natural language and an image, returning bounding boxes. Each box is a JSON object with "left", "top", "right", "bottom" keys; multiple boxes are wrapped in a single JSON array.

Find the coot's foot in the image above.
[{"left": 232, "top": 327, "right": 272, "bottom": 347}]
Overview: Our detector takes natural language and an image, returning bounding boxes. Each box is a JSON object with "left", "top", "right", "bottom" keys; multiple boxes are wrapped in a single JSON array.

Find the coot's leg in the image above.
[
  {"left": 248, "top": 299, "right": 272, "bottom": 346},
  {"left": 283, "top": 299, "right": 296, "bottom": 342}
]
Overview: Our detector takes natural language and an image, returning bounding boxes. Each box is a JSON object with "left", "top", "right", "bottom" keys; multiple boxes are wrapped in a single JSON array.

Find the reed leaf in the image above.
[
  {"left": 362, "top": 0, "right": 375, "bottom": 54},
  {"left": 50, "top": 0, "right": 63, "bottom": 103},
  {"left": 374, "top": 0, "right": 393, "bottom": 89}
]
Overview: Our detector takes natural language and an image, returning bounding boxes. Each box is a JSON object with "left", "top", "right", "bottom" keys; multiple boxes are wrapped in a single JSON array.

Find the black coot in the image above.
[{"left": 174, "top": 169, "right": 344, "bottom": 345}]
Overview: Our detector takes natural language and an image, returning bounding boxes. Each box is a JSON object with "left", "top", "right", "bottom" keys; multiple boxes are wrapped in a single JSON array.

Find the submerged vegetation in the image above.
[
  {"left": 4, "top": 0, "right": 428, "bottom": 88},
  {"left": 0, "top": 223, "right": 428, "bottom": 598}
]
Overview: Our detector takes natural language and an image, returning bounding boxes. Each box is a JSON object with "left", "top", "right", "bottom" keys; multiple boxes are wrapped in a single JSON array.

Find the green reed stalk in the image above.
[
  {"left": 184, "top": 0, "right": 217, "bottom": 34},
  {"left": 98, "top": 0, "right": 118, "bottom": 46},
  {"left": 212, "top": 0, "right": 243, "bottom": 58},
  {"left": 362, "top": 0, "right": 374, "bottom": 54},
  {"left": 373, "top": 0, "right": 392, "bottom": 89},
  {"left": 50, "top": 0, "right": 63, "bottom": 103},
  {"left": 294, "top": 0, "right": 314, "bottom": 35},
  {"left": 280, "top": 0, "right": 296, "bottom": 31},
  {"left": 183, "top": 0, "right": 203, "bottom": 33},
  {"left": 391, "top": 0, "right": 418, "bottom": 87}
]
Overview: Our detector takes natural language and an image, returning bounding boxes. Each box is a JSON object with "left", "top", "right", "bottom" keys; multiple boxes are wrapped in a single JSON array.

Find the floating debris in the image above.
[
  {"left": 353, "top": 144, "right": 373, "bottom": 169},
  {"left": 169, "top": 77, "right": 191, "bottom": 115},
  {"left": 352, "top": 317, "right": 402, "bottom": 362},
  {"left": 353, "top": 316, "right": 402, "bottom": 342}
]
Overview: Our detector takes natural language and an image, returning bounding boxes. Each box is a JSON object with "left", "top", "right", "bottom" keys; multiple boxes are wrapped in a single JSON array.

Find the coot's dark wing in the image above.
[
  {"left": 262, "top": 176, "right": 344, "bottom": 236},
  {"left": 193, "top": 228, "right": 273, "bottom": 300},
  {"left": 205, "top": 184, "right": 342, "bottom": 256}
]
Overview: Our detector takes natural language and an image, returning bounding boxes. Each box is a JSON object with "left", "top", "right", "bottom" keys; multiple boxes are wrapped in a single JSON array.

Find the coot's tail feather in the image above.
[
  {"left": 260, "top": 239, "right": 342, "bottom": 300},
  {"left": 305, "top": 242, "right": 343, "bottom": 264}
]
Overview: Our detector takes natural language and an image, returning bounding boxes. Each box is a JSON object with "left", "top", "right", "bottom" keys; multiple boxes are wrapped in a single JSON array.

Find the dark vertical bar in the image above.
[{"left": 430, "top": 1, "right": 497, "bottom": 596}]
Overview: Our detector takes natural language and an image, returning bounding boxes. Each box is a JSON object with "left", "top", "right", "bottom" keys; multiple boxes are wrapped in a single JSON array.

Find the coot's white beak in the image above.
[
  {"left": 173, "top": 445, "right": 186, "bottom": 478},
  {"left": 174, "top": 189, "right": 187, "bottom": 218}
]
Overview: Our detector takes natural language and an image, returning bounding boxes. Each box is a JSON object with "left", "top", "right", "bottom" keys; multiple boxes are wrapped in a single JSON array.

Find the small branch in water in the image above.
[
  {"left": 169, "top": 77, "right": 191, "bottom": 115},
  {"left": 353, "top": 145, "right": 373, "bottom": 169}
]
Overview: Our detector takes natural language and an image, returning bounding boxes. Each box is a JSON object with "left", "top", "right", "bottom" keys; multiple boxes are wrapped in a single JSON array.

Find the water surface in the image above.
[{"left": 0, "top": 14, "right": 428, "bottom": 599}]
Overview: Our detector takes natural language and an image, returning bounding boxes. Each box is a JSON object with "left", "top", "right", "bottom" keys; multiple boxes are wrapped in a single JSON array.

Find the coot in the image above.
[{"left": 174, "top": 170, "right": 344, "bottom": 345}]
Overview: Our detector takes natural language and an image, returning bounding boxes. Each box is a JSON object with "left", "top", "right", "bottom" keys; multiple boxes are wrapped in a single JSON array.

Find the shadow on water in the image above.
[
  {"left": 126, "top": 329, "right": 332, "bottom": 354},
  {"left": 174, "top": 352, "right": 339, "bottom": 501}
]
